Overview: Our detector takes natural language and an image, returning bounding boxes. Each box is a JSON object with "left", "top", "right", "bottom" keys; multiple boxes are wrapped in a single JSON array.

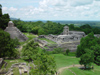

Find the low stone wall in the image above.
[
  {"left": 45, "top": 44, "right": 58, "bottom": 51},
  {"left": 0, "top": 69, "right": 8, "bottom": 75},
  {"left": 5, "top": 62, "right": 29, "bottom": 75},
  {"left": 34, "top": 38, "right": 48, "bottom": 46},
  {"left": 58, "top": 41, "right": 80, "bottom": 52}
]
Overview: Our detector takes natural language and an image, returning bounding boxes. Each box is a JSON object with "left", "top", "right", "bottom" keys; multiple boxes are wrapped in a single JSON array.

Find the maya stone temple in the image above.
[{"left": 5, "top": 21, "right": 28, "bottom": 42}]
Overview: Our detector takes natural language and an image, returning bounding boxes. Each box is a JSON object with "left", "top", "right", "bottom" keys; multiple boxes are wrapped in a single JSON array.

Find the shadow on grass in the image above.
[{"left": 79, "top": 66, "right": 94, "bottom": 70}]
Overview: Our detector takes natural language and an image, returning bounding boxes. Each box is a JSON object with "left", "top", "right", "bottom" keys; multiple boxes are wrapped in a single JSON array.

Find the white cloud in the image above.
[
  {"left": 1, "top": 0, "right": 100, "bottom": 20},
  {"left": 69, "top": 0, "right": 94, "bottom": 6}
]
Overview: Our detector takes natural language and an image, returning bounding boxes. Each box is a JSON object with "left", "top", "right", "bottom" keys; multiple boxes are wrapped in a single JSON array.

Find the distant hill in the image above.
[
  {"left": 10, "top": 17, "right": 19, "bottom": 20},
  {"left": 52, "top": 20, "right": 100, "bottom": 26},
  {"left": 28, "top": 20, "right": 100, "bottom": 27},
  {"left": 10, "top": 18, "right": 100, "bottom": 28}
]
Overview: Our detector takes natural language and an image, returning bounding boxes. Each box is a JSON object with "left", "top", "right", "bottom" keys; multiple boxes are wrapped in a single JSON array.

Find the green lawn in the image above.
[
  {"left": 13, "top": 67, "right": 20, "bottom": 75},
  {"left": 39, "top": 38, "right": 56, "bottom": 44},
  {"left": 61, "top": 69, "right": 74, "bottom": 75},
  {"left": 54, "top": 54, "right": 100, "bottom": 75},
  {"left": 64, "top": 52, "right": 76, "bottom": 56},
  {"left": 51, "top": 54, "right": 79, "bottom": 69},
  {"left": 22, "top": 73, "right": 28, "bottom": 75},
  {"left": 61, "top": 66, "right": 100, "bottom": 75}
]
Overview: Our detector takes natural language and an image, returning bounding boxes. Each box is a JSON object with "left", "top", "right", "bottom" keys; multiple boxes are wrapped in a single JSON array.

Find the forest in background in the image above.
[{"left": 12, "top": 19, "right": 100, "bottom": 35}]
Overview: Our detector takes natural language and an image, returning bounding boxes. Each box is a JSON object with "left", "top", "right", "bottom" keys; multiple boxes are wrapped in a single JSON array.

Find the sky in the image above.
[{"left": 0, "top": 0, "right": 100, "bottom": 21}]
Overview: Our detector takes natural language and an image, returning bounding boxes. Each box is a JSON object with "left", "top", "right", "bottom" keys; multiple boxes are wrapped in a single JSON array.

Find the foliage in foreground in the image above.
[
  {"left": 66, "top": 49, "right": 70, "bottom": 55},
  {"left": 79, "top": 49, "right": 94, "bottom": 69},
  {"left": 76, "top": 32, "right": 100, "bottom": 67},
  {"left": 22, "top": 40, "right": 39, "bottom": 61},
  {"left": 52, "top": 47, "right": 64, "bottom": 54},
  {"left": 22, "top": 40, "right": 56, "bottom": 75},
  {"left": 0, "top": 29, "right": 18, "bottom": 57},
  {"left": 30, "top": 53, "right": 56, "bottom": 75}
]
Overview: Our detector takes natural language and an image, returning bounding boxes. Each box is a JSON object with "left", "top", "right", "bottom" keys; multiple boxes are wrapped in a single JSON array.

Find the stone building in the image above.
[
  {"left": 63, "top": 26, "right": 69, "bottom": 35},
  {"left": 43, "top": 26, "right": 85, "bottom": 44},
  {"left": 5, "top": 21, "right": 28, "bottom": 42},
  {"left": 38, "top": 26, "right": 86, "bottom": 52}
]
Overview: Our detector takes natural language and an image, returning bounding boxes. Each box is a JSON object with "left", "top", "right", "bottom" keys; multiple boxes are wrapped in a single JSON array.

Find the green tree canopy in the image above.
[
  {"left": 22, "top": 40, "right": 39, "bottom": 61},
  {"left": 76, "top": 32, "right": 97, "bottom": 57},
  {"left": 79, "top": 49, "right": 94, "bottom": 69},
  {"left": 0, "top": 4, "right": 10, "bottom": 30},
  {"left": 0, "top": 4, "right": 2, "bottom": 17},
  {"left": 0, "top": 29, "right": 18, "bottom": 57},
  {"left": 30, "top": 53, "right": 56, "bottom": 75},
  {"left": 90, "top": 44, "right": 100, "bottom": 65}
]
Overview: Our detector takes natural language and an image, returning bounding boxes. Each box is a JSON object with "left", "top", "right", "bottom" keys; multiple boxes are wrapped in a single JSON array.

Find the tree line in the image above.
[{"left": 12, "top": 19, "right": 100, "bottom": 35}]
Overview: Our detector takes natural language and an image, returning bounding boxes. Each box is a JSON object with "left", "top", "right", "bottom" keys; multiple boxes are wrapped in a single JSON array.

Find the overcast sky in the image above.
[{"left": 0, "top": 0, "right": 100, "bottom": 21}]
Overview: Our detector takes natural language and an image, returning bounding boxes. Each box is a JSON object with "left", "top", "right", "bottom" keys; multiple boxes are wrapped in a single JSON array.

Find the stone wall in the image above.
[
  {"left": 58, "top": 41, "right": 80, "bottom": 52},
  {"left": 44, "top": 34, "right": 57, "bottom": 42},
  {"left": 34, "top": 38, "right": 48, "bottom": 47},
  {"left": 45, "top": 44, "right": 58, "bottom": 51},
  {"left": 69, "top": 31, "right": 85, "bottom": 36}
]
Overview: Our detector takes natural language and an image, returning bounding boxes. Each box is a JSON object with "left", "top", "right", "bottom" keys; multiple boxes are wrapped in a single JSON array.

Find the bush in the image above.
[
  {"left": 66, "top": 49, "right": 70, "bottom": 55},
  {"left": 52, "top": 47, "right": 63, "bottom": 54}
]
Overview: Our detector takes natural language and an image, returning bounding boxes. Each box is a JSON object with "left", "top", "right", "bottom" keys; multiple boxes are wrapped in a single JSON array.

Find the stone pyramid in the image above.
[{"left": 5, "top": 21, "right": 28, "bottom": 42}]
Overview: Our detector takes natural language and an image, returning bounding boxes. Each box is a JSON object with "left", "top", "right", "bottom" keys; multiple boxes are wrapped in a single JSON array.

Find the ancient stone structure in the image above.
[
  {"left": 94, "top": 34, "right": 100, "bottom": 38},
  {"left": 38, "top": 26, "right": 100, "bottom": 52},
  {"left": 5, "top": 21, "right": 28, "bottom": 42},
  {"left": 43, "top": 26, "right": 85, "bottom": 44},
  {"left": 38, "top": 26, "right": 86, "bottom": 52},
  {"left": 58, "top": 41, "right": 80, "bottom": 52},
  {"left": 5, "top": 63, "right": 29, "bottom": 75},
  {"left": 63, "top": 26, "right": 69, "bottom": 35},
  {"left": 34, "top": 38, "right": 48, "bottom": 47},
  {"left": 0, "top": 58, "right": 4, "bottom": 69}
]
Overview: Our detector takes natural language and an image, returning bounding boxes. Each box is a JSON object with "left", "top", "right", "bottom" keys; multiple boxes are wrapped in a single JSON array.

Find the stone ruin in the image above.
[
  {"left": 38, "top": 26, "right": 86, "bottom": 52},
  {"left": 44, "top": 26, "right": 85, "bottom": 44},
  {"left": 0, "top": 58, "right": 4, "bottom": 69},
  {"left": 34, "top": 38, "right": 48, "bottom": 47},
  {"left": 5, "top": 21, "right": 28, "bottom": 42},
  {"left": 5, "top": 63, "right": 29, "bottom": 75},
  {"left": 0, "top": 58, "right": 8, "bottom": 74}
]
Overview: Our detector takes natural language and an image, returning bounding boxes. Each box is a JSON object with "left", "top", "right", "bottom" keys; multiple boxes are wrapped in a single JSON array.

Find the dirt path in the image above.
[
  {"left": 18, "top": 39, "right": 34, "bottom": 51},
  {"left": 18, "top": 35, "right": 38, "bottom": 53},
  {"left": 56, "top": 64, "right": 83, "bottom": 75}
]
